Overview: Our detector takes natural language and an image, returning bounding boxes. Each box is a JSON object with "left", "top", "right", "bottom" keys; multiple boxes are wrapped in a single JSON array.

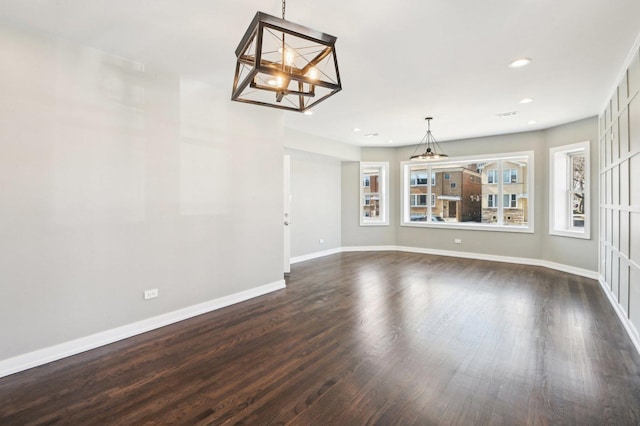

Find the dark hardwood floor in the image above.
[{"left": 1, "top": 252, "right": 640, "bottom": 425}]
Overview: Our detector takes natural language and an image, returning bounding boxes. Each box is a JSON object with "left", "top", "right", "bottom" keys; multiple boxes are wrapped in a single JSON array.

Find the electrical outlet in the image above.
[
  {"left": 454, "top": 239, "right": 462, "bottom": 244},
  {"left": 144, "top": 289, "right": 159, "bottom": 300}
]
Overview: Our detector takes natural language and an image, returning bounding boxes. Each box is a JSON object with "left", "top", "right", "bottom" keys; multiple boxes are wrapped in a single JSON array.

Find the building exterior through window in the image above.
[{"left": 408, "top": 158, "right": 529, "bottom": 226}]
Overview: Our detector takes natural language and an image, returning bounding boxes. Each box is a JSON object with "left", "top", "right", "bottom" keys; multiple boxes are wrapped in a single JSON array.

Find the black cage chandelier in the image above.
[
  {"left": 410, "top": 117, "right": 449, "bottom": 161},
  {"left": 231, "top": 0, "right": 342, "bottom": 112}
]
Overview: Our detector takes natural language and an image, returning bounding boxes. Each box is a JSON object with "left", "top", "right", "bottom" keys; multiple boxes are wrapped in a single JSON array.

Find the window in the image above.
[
  {"left": 411, "top": 194, "right": 427, "bottom": 206},
  {"left": 360, "top": 162, "right": 389, "bottom": 226},
  {"left": 503, "top": 194, "right": 517, "bottom": 208},
  {"left": 401, "top": 151, "right": 533, "bottom": 232},
  {"left": 410, "top": 171, "right": 429, "bottom": 185},
  {"left": 549, "top": 141, "right": 590, "bottom": 238},
  {"left": 503, "top": 169, "right": 518, "bottom": 183},
  {"left": 569, "top": 153, "right": 585, "bottom": 227}
]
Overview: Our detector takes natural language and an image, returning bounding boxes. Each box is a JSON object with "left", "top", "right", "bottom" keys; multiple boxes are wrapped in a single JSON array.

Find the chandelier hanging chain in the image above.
[{"left": 281, "top": 0, "right": 287, "bottom": 74}]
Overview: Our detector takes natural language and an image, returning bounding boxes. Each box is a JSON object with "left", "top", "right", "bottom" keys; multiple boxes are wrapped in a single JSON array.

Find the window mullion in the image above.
[
  {"left": 566, "top": 154, "right": 573, "bottom": 229},
  {"left": 497, "top": 160, "right": 504, "bottom": 226},
  {"left": 427, "top": 165, "right": 433, "bottom": 220}
]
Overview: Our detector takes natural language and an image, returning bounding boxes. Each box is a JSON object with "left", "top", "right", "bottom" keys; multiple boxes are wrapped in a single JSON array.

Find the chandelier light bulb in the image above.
[{"left": 284, "top": 49, "right": 294, "bottom": 65}]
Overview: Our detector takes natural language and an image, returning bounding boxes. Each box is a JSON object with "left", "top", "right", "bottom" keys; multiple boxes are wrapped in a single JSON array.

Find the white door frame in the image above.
[{"left": 283, "top": 155, "right": 291, "bottom": 274}]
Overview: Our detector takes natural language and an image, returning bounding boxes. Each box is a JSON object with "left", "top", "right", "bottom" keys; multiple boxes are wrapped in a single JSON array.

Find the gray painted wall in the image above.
[
  {"left": 341, "top": 149, "right": 398, "bottom": 247},
  {"left": 0, "top": 25, "right": 284, "bottom": 361},
  {"left": 286, "top": 149, "right": 342, "bottom": 257},
  {"left": 341, "top": 119, "right": 600, "bottom": 271},
  {"left": 543, "top": 118, "right": 599, "bottom": 270}
]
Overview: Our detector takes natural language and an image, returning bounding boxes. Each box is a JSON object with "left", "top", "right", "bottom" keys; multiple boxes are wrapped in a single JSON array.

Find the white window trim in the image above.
[
  {"left": 549, "top": 141, "right": 590, "bottom": 239},
  {"left": 401, "top": 151, "right": 534, "bottom": 233},
  {"left": 360, "top": 161, "right": 390, "bottom": 226}
]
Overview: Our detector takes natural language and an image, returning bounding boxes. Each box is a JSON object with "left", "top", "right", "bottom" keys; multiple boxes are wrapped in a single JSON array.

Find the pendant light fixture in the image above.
[
  {"left": 409, "top": 117, "right": 449, "bottom": 161},
  {"left": 231, "top": 0, "right": 342, "bottom": 112}
]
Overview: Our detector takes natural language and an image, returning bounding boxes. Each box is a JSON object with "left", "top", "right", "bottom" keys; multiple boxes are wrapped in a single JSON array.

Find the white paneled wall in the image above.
[{"left": 599, "top": 46, "right": 640, "bottom": 340}]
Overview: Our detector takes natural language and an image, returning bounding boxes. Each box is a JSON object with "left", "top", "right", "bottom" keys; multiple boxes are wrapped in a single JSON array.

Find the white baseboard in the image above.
[
  {"left": 306, "top": 245, "right": 640, "bottom": 354},
  {"left": 598, "top": 277, "right": 640, "bottom": 355},
  {"left": 341, "top": 245, "right": 398, "bottom": 252},
  {"left": 340, "top": 245, "right": 599, "bottom": 280},
  {"left": 0, "top": 280, "right": 286, "bottom": 379},
  {"left": 0, "top": 244, "right": 614, "bottom": 379},
  {"left": 290, "top": 247, "right": 342, "bottom": 264}
]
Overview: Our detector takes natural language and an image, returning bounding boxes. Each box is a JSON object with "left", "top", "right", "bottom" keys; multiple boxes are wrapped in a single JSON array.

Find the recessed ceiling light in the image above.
[
  {"left": 508, "top": 58, "right": 532, "bottom": 68},
  {"left": 496, "top": 111, "right": 519, "bottom": 118},
  {"left": 303, "top": 110, "right": 313, "bottom": 115},
  {"left": 388, "top": 140, "right": 393, "bottom": 144},
  {"left": 352, "top": 127, "right": 361, "bottom": 132},
  {"left": 519, "top": 97, "right": 534, "bottom": 104},
  {"left": 528, "top": 120, "right": 537, "bottom": 124}
]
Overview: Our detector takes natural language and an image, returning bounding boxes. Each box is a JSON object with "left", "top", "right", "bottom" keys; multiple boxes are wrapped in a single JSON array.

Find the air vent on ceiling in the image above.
[{"left": 496, "top": 111, "right": 519, "bottom": 118}]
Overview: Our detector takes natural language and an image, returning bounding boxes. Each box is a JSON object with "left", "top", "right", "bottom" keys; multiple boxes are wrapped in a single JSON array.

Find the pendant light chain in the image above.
[{"left": 281, "top": 0, "right": 286, "bottom": 72}]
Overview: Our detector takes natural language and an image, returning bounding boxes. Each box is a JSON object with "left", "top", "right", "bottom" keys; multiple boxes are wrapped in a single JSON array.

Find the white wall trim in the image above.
[
  {"left": 342, "top": 245, "right": 398, "bottom": 252},
  {"left": 603, "top": 30, "right": 640, "bottom": 112},
  {"left": 0, "top": 279, "right": 286, "bottom": 379},
  {"left": 598, "top": 277, "right": 640, "bottom": 355},
  {"left": 290, "top": 247, "right": 343, "bottom": 264},
  {"left": 341, "top": 245, "right": 599, "bottom": 280}
]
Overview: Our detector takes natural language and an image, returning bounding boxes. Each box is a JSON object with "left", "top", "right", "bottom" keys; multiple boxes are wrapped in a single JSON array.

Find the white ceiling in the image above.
[{"left": 1, "top": 0, "right": 639, "bottom": 146}]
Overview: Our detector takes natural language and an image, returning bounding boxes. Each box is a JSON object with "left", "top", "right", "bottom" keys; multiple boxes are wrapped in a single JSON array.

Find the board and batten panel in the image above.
[{"left": 600, "top": 46, "right": 640, "bottom": 340}]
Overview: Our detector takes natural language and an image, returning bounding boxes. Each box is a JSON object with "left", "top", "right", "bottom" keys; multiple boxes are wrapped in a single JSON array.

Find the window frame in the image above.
[
  {"left": 410, "top": 194, "right": 428, "bottom": 207},
  {"left": 401, "top": 151, "right": 534, "bottom": 233},
  {"left": 503, "top": 169, "right": 518, "bottom": 184},
  {"left": 549, "top": 141, "right": 590, "bottom": 239},
  {"left": 410, "top": 171, "right": 429, "bottom": 186},
  {"left": 360, "top": 161, "right": 390, "bottom": 226},
  {"left": 487, "top": 169, "right": 497, "bottom": 184},
  {"left": 503, "top": 193, "right": 517, "bottom": 208}
]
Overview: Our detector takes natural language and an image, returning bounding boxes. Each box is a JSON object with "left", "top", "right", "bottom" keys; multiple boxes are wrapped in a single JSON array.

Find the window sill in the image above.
[
  {"left": 401, "top": 222, "right": 534, "bottom": 233},
  {"left": 360, "top": 221, "right": 389, "bottom": 227},
  {"left": 549, "top": 229, "right": 591, "bottom": 240}
]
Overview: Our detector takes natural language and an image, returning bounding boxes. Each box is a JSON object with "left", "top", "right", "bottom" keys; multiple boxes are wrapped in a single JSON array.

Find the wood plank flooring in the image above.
[{"left": 1, "top": 252, "right": 640, "bottom": 425}]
